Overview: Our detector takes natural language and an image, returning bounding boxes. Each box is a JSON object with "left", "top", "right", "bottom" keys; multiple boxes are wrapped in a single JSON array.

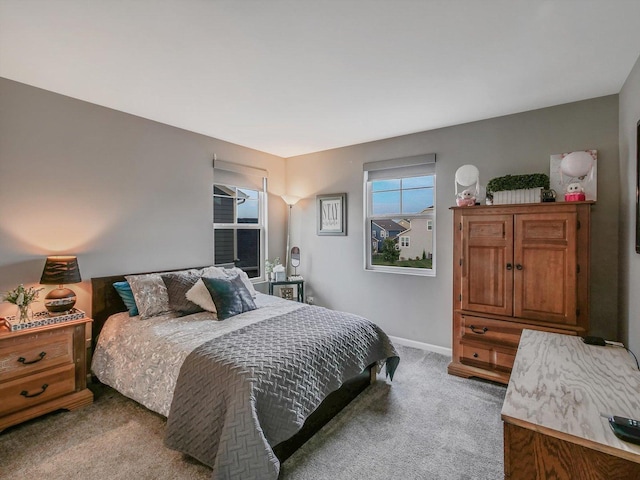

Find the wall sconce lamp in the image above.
[
  {"left": 40, "top": 255, "right": 82, "bottom": 314},
  {"left": 281, "top": 195, "right": 301, "bottom": 277}
]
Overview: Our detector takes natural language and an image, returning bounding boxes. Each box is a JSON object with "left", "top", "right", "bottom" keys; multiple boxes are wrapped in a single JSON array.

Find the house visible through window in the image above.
[
  {"left": 213, "top": 160, "right": 267, "bottom": 279},
  {"left": 364, "top": 154, "right": 436, "bottom": 276}
]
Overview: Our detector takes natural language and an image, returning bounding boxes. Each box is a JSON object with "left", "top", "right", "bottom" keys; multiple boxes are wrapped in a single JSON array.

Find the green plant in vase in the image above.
[{"left": 2, "top": 284, "right": 44, "bottom": 324}]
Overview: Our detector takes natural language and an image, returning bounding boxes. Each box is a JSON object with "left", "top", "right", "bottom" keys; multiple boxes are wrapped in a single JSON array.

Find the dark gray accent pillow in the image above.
[
  {"left": 201, "top": 274, "right": 257, "bottom": 320},
  {"left": 161, "top": 270, "right": 204, "bottom": 316}
]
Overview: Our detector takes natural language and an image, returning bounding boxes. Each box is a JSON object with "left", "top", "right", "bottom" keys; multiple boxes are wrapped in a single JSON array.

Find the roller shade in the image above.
[
  {"left": 364, "top": 153, "right": 436, "bottom": 181},
  {"left": 213, "top": 159, "right": 268, "bottom": 190}
]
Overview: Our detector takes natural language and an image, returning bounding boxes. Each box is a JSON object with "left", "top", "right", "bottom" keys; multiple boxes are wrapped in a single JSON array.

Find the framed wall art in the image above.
[{"left": 316, "top": 193, "right": 347, "bottom": 236}]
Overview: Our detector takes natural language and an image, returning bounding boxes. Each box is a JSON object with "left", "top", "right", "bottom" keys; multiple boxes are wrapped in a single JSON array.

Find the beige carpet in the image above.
[{"left": 1, "top": 346, "right": 506, "bottom": 479}]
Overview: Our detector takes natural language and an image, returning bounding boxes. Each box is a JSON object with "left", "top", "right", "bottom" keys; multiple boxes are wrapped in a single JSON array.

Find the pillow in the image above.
[
  {"left": 185, "top": 266, "right": 228, "bottom": 314},
  {"left": 201, "top": 274, "right": 257, "bottom": 320},
  {"left": 202, "top": 265, "right": 227, "bottom": 278},
  {"left": 113, "top": 281, "right": 139, "bottom": 317},
  {"left": 186, "top": 279, "right": 218, "bottom": 314},
  {"left": 125, "top": 273, "right": 171, "bottom": 319},
  {"left": 161, "top": 270, "right": 204, "bottom": 316},
  {"left": 224, "top": 267, "right": 258, "bottom": 298}
]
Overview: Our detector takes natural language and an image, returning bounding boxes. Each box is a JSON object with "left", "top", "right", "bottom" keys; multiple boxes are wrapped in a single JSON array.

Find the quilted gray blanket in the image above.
[{"left": 164, "top": 304, "right": 399, "bottom": 480}]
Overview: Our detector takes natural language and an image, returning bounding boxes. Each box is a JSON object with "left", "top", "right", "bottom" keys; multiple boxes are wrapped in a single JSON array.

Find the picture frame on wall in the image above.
[{"left": 317, "top": 193, "right": 347, "bottom": 236}]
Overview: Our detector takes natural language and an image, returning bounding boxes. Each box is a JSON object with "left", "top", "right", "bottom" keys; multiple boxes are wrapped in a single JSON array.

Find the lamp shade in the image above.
[
  {"left": 281, "top": 195, "right": 301, "bottom": 206},
  {"left": 40, "top": 256, "right": 82, "bottom": 285}
]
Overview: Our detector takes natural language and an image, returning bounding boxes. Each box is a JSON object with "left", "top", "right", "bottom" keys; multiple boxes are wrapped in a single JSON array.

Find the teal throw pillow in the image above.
[
  {"left": 113, "top": 281, "right": 139, "bottom": 317},
  {"left": 201, "top": 274, "right": 256, "bottom": 320}
]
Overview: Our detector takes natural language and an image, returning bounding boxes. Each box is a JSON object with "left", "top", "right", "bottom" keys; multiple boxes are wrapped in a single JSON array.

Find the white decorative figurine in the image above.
[
  {"left": 456, "top": 188, "right": 476, "bottom": 207},
  {"left": 564, "top": 182, "right": 585, "bottom": 202}
]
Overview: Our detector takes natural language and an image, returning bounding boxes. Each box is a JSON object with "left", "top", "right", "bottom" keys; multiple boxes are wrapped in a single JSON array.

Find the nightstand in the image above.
[
  {"left": 268, "top": 279, "right": 305, "bottom": 302},
  {"left": 0, "top": 317, "right": 93, "bottom": 432}
]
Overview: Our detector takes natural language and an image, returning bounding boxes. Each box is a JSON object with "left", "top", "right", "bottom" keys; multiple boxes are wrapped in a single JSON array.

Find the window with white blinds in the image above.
[
  {"left": 363, "top": 154, "right": 436, "bottom": 276},
  {"left": 213, "top": 160, "right": 268, "bottom": 279}
]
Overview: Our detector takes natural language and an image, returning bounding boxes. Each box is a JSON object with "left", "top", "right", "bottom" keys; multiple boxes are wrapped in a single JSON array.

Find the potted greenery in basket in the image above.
[{"left": 486, "top": 173, "right": 550, "bottom": 205}]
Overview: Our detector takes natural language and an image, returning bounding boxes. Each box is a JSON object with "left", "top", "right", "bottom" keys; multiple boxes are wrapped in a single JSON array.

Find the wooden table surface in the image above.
[{"left": 501, "top": 329, "right": 640, "bottom": 463}]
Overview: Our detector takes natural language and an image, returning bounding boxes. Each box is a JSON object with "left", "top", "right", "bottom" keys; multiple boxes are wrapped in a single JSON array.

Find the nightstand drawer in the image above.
[
  {"left": 0, "top": 363, "right": 76, "bottom": 416},
  {"left": 0, "top": 328, "right": 74, "bottom": 382}
]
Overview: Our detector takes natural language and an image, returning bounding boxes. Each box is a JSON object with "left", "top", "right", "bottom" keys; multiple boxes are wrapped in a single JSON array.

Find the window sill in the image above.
[{"left": 364, "top": 265, "right": 436, "bottom": 277}]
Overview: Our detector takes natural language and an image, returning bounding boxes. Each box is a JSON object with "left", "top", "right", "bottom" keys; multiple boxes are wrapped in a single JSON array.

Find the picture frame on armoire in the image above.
[{"left": 636, "top": 119, "right": 640, "bottom": 254}]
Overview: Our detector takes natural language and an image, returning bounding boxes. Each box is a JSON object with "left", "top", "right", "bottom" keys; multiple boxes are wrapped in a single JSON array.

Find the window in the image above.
[
  {"left": 364, "top": 154, "right": 436, "bottom": 275},
  {"left": 213, "top": 160, "right": 268, "bottom": 279}
]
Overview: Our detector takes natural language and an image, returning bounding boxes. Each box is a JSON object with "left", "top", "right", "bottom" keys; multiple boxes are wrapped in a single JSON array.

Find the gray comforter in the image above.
[{"left": 164, "top": 304, "right": 399, "bottom": 480}]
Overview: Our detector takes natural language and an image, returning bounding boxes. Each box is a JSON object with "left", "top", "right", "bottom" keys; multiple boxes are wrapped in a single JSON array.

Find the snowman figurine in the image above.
[
  {"left": 456, "top": 188, "right": 476, "bottom": 207},
  {"left": 564, "top": 182, "right": 586, "bottom": 202}
]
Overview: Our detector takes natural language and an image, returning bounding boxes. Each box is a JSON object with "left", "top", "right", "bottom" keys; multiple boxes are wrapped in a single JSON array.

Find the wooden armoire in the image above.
[{"left": 448, "top": 202, "right": 592, "bottom": 384}]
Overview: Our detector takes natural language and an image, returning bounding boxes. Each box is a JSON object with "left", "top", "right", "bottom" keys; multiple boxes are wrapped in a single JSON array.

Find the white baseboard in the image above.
[{"left": 389, "top": 335, "right": 452, "bottom": 357}]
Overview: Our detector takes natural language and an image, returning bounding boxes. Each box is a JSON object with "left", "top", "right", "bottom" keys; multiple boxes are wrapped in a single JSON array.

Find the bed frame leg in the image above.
[{"left": 369, "top": 366, "right": 377, "bottom": 384}]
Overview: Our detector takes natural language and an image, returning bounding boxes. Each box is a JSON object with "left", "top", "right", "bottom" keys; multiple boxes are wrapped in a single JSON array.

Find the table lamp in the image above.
[{"left": 40, "top": 255, "right": 82, "bottom": 314}]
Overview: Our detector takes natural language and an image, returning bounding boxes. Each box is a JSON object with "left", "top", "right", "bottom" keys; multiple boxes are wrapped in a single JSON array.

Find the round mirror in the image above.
[{"left": 455, "top": 164, "right": 480, "bottom": 187}]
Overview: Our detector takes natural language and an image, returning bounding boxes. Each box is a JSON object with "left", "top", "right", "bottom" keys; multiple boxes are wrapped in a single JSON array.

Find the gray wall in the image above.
[
  {"left": 619, "top": 53, "right": 640, "bottom": 353},
  {"left": 286, "top": 96, "right": 620, "bottom": 349},
  {"left": 0, "top": 77, "right": 624, "bottom": 351},
  {"left": 0, "top": 78, "right": 287, "bottom": 318}
]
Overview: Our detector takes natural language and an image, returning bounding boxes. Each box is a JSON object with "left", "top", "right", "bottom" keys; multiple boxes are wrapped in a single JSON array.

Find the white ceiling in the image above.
[{"left": 1, "top": 1, "right": 640, "bottom": 158}]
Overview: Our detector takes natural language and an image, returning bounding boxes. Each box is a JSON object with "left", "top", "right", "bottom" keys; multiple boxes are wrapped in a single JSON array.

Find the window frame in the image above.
[
  {"left": 213, "top": 179, "right": 268, "bottom": 281},
  {"left": 363, "top": 155, "right": 436, "bottom": 277}
]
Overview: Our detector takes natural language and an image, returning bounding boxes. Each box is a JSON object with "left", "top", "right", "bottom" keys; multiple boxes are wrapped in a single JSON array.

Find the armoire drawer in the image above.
[
  {"left": 460, "top": 314, "right": 576, "bottom": 348},
  {"left": 460, "top": 315, "right": 522, "bottom": 347},
  {"left": 461, "top": 343, "right": 517, "bottom": 372}
]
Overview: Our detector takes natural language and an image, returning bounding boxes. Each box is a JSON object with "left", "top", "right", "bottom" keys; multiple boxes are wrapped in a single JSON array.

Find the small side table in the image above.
[
  {"left": 0, "top": 316, "right": 94, "bottom": 432},
  {"left": 268, "top": 279, "right": 305, "bottom": 303}
]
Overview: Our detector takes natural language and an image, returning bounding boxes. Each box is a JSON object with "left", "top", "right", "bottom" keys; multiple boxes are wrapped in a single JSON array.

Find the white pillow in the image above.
[
  {"left": 186, "top": 279, "right": 218, "bottom": 316},
  {"left": 202, "top": 265, "right": 227, "bottom": 278},
  {"left": 225, "top": 267, "right": 258, "bottom": 298}
]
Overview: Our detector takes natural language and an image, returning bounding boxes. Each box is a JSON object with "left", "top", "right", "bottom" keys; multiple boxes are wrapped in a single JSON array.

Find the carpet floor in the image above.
[{"left": 1, "top": 345, "right": 506, "bottom": 479}]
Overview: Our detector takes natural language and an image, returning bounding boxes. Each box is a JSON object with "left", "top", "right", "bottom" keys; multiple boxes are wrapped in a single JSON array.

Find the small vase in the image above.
[{"left": 17, "top": 304, "right": 33, "bottom": 324}]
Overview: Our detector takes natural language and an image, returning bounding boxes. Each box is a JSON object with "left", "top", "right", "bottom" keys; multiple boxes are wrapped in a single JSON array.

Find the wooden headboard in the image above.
[{"left": 91, "top": 266, "right": 206, "bottom": 347}]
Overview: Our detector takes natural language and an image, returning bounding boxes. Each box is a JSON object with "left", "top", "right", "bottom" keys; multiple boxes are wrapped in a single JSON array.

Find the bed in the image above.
[{"left": 90, "top": 266, "right": 399, "bottom": 480}]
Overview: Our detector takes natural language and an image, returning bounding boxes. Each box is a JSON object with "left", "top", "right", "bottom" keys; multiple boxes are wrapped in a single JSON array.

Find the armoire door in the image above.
[
  {"left": 513, "top": 212, "right": 577, "bottom": 324},
  {"left": 461, "top": 214, "right": 513, "bottom": 316}
]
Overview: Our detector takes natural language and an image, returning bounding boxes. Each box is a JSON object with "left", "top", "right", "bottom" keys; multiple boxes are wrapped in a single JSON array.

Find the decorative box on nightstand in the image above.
[
  {"left": 268, "top": 279, "right": 305, "bottom": 303},
  {"left": 0, "top": 316, "right": 93, "bottom": 431}
]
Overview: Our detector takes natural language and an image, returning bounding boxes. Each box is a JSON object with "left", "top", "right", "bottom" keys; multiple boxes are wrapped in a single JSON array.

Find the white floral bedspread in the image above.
[{"left": 91, "top": 293, "right": 304, "bottom": 416}]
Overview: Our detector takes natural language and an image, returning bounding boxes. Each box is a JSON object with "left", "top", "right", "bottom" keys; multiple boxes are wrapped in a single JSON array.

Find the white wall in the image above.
[
  {"left": 619, "top": 54, "right": 640, "bottom": 353},
  {"left": 0, "top": 78, "right": 287, "bottom": 317},
  {"left": 286, "top": 96, "right": 620, "bottom": 349}
]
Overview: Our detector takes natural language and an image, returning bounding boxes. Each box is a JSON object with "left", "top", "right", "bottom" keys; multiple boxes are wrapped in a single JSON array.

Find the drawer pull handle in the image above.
[
  {"left": 20, "top": 384, "right": 49, "bottom": 398},
  {"left": 17, "top": 352, "right": 47, "bottom": 365},
  {"left": 469, "top": 325, "right": 488, "bottom": 334},
  {"left": 473, "top": 353, "right": 479, "bottom": 358}
]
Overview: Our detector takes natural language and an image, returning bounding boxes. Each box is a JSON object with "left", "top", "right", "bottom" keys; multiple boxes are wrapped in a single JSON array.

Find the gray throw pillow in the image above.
[{"left": 161, "top": 270, "right": 204, "bottom": 316}]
